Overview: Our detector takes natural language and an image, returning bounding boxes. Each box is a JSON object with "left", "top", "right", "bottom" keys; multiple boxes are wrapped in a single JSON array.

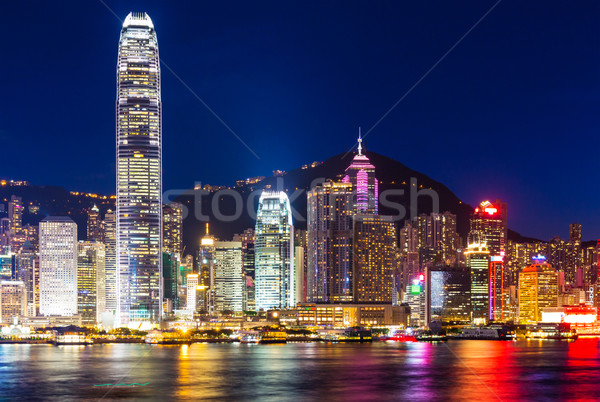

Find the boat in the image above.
[
  {"left": 384, "top": 332, "right": 417, "bottom": 342},
  {"left": 414, "top": 330, "right": 448, "bottom": 342},
  {"left": 240, "top": 334, "right": 260, "bottom": 344},
  {"left": 259, "top": 330, "right": 287, "bottom": 344},
  {"left": 526, "top": 323, "right": 578, "bottom": 340},
  {"left": 455, "top": 326, "right": 510, "bottom": 340},
  {"left": 52, "top": 331, "right": 93, "bottom": 345},
  {"left": 338, "top": 327, "right": 373, "bottom": 342}
]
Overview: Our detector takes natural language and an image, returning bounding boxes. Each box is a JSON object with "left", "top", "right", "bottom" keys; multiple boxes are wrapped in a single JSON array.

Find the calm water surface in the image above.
[{"left": 2, "top": 339, "right": 600, "bottom": 400}]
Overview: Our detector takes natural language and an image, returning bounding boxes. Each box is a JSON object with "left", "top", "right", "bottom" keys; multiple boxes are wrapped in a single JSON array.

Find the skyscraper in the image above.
[
  {"left": 39, "top": 217, "right": 77, "bottom": 317},
  {"left": 307, "top": 181, "right": 354, "bottom": 303},
  {"left": 213, "top": 241, "right": 243, "bottom": 312},
  {"left": 518, "top": 259, "right": 559, "bottom": 324},
  {"left": 353, "top": 214, "right": 396, "bottom": 304},
  {"left": 103, "top": 210, "right": 117, "bottom": 314},
  {"left": 87, "top": 204, "right": 102, "bottom": 242},
  {"left": 163, "top": 202, "right": 184, "bottom": 256},
  {"left": 468, "top": 200, "right": 507, "bottom": 257},
  {"left": 233, "top": 228, "right": 255, "bottom": 311},
  {"left": 8, "top": 196, "right": 25, "bottom": 253},
  {"left": 255, "top": 192, "right": 294, "bottom": 310},
  {"left": 342, "top": 135, "right": 378, "bottom": 214},
  {"left": 465, "top": 242, "right": 490, "bottom": 324},
  {"left": 77, "top": 241, "right": 106, "bottom": 325},
  {"left": 16, "top": 241, "right": 39, "bottom": 316},
  {"left": 116, "top": 12, "right": 162, "bottom": 326},
  {"left": 198, "top": 225, "right": 215, "bottom": 313}
]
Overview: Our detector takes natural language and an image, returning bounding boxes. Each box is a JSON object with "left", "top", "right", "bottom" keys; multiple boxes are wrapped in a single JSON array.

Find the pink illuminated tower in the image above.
[{"left": 343, "top": 131, "right": 379, "bottom": 214}]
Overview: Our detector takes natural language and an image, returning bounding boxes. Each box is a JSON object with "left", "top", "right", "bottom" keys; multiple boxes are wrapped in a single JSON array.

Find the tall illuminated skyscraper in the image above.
[
  {"left": 465, "top": 242, "right": 490, "bottom": 324},
  {"left": 39, "top": 217, "right": 77, "bottom": 317},
  {"left": 213, "top": 241, "right": 243, "bottom": 312},
  {"left": 103, "top": 210, "right": 117, "bottom": 314},
  {"left": 518, "top": 258, "right": 559, "bottom": 324},
  {"left": 77, "top": 241, "right": 106, "bottom": 326},
  {"left": 116, "top": 12, "right": 162, "bottom": 326},
  {"left": 307, "top": 181, "right": 354, "bottom": 303},
  {"left": 255, "top": 192, "right": 294, "bottom": 310},
  {"left": 87, "top": 204, "right": 102, "bottom": 242},
  {"left": 343, "top": 135, "right": 378, "bottom": 214},
  {"left": 353, "top": 214, "right": 396, "bottom": 304}
]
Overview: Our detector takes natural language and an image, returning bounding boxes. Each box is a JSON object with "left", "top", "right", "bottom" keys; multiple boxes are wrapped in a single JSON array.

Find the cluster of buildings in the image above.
[{"left": 1, "top": 12, "right": 599, "bottom": 334}]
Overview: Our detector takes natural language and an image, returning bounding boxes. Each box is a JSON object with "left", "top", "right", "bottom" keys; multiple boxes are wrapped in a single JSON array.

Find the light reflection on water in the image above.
[{"left": 1, "top": 340, "right": 600, "bottom": 400}]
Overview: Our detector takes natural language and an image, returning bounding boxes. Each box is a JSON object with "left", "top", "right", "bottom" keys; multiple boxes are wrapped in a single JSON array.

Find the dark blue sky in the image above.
[{"left": 1, "top": 1, "right": 599, "bottom": 241}]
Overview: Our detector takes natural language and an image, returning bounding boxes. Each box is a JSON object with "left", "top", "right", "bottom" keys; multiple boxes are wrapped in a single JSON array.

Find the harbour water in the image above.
[{"left": 2, "top": 339, "right": 600, "bottom": 400}]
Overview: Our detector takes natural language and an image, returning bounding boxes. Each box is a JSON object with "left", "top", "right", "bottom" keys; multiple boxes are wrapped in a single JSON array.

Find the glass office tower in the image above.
[
  {"left": 116, "top": 12, "right": 162, "bottom": 326},
  {"left": 255, "top": 192, "right": 294, "bottom": 310}
]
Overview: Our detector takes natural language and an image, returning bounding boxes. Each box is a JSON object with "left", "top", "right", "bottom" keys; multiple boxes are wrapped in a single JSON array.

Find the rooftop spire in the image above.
[
  {"left": 357, "top": 127, "right": 363, "bottom": 156},
  {"left": 206, "top": 222, "right": 209, "bottom": 235}
]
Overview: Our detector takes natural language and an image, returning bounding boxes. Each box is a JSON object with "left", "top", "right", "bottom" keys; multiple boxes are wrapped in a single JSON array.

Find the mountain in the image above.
[
  {"left": 1, "top": 150, "right": 557, "bottom": 254},
  {"left": 173, "top": 150, "right": 476, "bottom": 252}
]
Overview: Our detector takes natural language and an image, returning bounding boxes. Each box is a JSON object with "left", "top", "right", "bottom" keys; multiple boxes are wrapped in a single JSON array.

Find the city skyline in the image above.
[{"left": 1, "top": 2, "right": 600, "bottom": 241}]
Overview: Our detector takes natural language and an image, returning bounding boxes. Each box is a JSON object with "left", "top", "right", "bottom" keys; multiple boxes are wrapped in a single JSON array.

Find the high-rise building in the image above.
[
  {"left": 16, "top": 241, "right": 39, "bottom": 316},
  {"left": 116, "top": 12, "right": 162, "bottom": 326},
  {"left": 465, "top": 242, "right": 490, "bottom": 324},
  {"left": 518, "top": 259, "right": 559, "bottom": 324},
  {"left": 87, "top": 204, "right": 102, "bottom": 242},
  {"left": 342, "top": 135, "right": 378, "bottom": 214},
  {"left": 0, "top": 280, "right": 26, "bottom": 324},
  {"left": 163, "top": 202, "right": 184, "bottom": 256},
  {"left": 162, "top": 252, "right": 179, "bottom": 308},
  {"left": 198, "top": 225, "right": 215, "bottom": 312},
  {"left": 426, "top": 266, "right": 471, "bottom": 325},
  {"left": 570, "top": 223, "right": 582, "bottom": 245},
  {"left": 307, "top": 181, "right": 354, "bottom": 303},
  {"left": 213, "top": 241, "right": 243, "bottom": 312},
  {"left": 255, "top": 192, "right": 294, "bottom": 310},
  {"left": 353, "top": 214, "right": 396, "bottom": 304},
  {"left": 39, "top": 217, "right": 77, "bottom": 317},
  {"left": 406, "top": 212, "right": 459, "bottom": 267},
  {"left": 103, "top": 210, "right": 117, "bottom": 314},
  {"left": 77, "top": 241, "right": 106, "bottom": 326},
  {"left": 186, "top": 273, "right": 199, "bottom": 313},
  {"left": 8, "top": 196, "right": 25, "bottom": 253},
  {"left": 468, "top": 200, "right": 507, "bottom": 257},
  {"left": 233, "top": 228, "right": 255, "bottom": 311}
]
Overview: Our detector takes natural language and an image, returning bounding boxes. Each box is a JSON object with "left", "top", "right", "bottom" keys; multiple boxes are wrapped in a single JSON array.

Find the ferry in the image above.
[
  {"left": 52, "top": 331, "right": 93, "bottom": 345},
  {"left": 240, "top": 334, "right": 260, "bottom": 344},
  {"left": 526, "top": 323, "right": 578, "bottom": 340},
  {"left": 259, "top": 330, "right": 287, "bottom": 344},
  {"left": 456, "top": 326, "right": 510, "bottom": 340},
  {"left": 415, "top": 331, "right": 448, "bottom": 342},
  {"left": 339, "top": 327, "right": 373, "bottom": 343}
]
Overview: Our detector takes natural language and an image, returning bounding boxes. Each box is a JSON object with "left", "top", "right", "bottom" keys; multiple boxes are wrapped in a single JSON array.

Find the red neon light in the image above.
[
  {"left": 419, "top": 274, "right": 425, "bottom": 282},
  {"left": 484, "top": 207, "right": 498, "bottom": 215}
]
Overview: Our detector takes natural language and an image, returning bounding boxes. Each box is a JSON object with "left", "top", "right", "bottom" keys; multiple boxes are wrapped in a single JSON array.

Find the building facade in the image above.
[
  {"left": 307, "top": 181, "right": 354, "bottom": 303},
  {"left": 39, "top": 217, "right": 78, "bottom": 317},
  {"left": 214, "top": 241, "right": 243, "bottom": 312},
  {"left": 255, "top": 192, "right": 294, "bottom": 310},
  {"left": 77, "top": 241, "right": 106, "bottom": 326},
  {"left": 519, "top": 261, "right": 559, "bottom": 324},
  {"left": 466, "top": 242, "right": 490, "bottom": 324},
  {"left": 116, "top": 12, "right": 162, "bottom": 326},
  {"left": 353, "top": 214, "right": 396, "bottom": 304}
]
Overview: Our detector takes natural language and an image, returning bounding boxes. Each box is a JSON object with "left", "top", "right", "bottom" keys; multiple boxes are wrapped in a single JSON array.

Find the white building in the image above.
[
  {"left": 186, "top": 274, "right": 199, "bottom": 312},
  {"left": 39, "top": 217, "right": 77, "bottom": 316},
  {"left": 214, "top": 241, "right": 243, "bottom": 312},
  {"left": 255, "top": 192, "right": 294, "bottom": 310}
]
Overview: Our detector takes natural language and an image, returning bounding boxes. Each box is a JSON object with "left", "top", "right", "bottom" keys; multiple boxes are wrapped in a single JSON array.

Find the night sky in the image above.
[{"left": 1, "top": 1, "right": 599, "bottom": 241}]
